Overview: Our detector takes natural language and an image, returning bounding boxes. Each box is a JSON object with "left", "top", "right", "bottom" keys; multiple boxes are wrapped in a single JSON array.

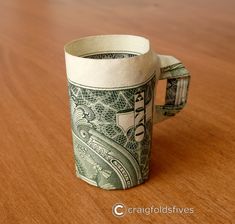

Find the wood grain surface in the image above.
[{"left": 0, "top": 0, "right": 234, "bottom": 223}]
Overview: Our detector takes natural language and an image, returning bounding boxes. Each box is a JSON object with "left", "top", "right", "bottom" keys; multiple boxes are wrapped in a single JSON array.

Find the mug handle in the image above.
[{"left": 154, "top": 55, "right": 190, "bottom": 123}]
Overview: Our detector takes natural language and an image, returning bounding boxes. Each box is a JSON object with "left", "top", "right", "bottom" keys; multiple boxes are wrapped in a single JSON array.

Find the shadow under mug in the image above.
[{"left": 64, "top": 34, "right": 190, "bottom": 190}]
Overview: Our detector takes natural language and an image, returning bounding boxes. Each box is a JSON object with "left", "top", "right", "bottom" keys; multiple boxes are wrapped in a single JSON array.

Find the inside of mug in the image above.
[{"left": 64, "top": 35, "right": 150, "bottom": 59}]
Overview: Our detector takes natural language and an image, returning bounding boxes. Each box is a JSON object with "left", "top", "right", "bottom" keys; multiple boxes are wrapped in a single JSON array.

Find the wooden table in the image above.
[{"left": 0, "top": 0, "right": 234, "bottom": 223}]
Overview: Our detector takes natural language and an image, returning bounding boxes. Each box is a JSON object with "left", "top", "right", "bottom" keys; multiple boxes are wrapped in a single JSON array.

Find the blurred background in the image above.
[{"left": 1, "top": 0, "right": 234, "bottom": 106}]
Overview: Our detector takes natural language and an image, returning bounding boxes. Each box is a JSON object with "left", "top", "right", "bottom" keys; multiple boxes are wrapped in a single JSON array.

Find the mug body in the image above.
[{"left": 65, "top": 35, "right": 160, "bottom": 189}]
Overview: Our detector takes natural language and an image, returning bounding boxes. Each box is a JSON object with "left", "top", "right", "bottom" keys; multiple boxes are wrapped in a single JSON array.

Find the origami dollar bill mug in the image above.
[{"left": 64, "top": 35, "right": 190, "bottom": 190}]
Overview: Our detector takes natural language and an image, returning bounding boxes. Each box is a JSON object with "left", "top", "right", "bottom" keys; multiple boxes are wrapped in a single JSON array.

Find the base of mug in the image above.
[{"left": 75, "top": 165, "right": 147, "bottom": 190}]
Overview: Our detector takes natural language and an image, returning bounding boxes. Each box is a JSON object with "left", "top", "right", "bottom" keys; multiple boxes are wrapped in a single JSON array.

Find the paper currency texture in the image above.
[{"left": 69, "top": 66, "right": 156, "bottom": 189}]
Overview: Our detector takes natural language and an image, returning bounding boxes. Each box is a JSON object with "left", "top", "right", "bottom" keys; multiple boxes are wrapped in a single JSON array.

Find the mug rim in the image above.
[{"left": 64, "top": 34, "right": 151, "bottom": 61}]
